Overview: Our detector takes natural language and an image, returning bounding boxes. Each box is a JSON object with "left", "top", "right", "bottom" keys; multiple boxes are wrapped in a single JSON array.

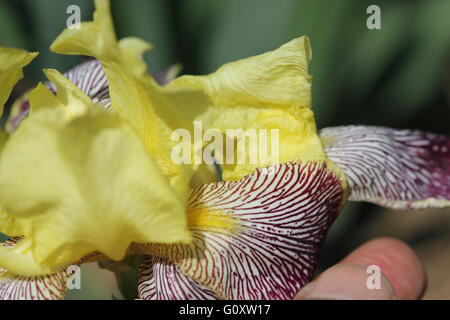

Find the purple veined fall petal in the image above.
[
  {"left": 134, "top": 161, "right": 345, "bottom": 300},
  {"left": 6, "top": 59, "right": 109, "bottom": 132},
  {"left": 0, "top": 237, "right": 67, "bottom": 300},
  {"left": 320, "top": 125, "right": 450, "bottom": 210},
  {"left": 0, "top": 237, "right": 99, "bottom": 300},
  {"left": 46, "top": 59, "right": 111, "bottom": 109},
  {"left": 6, "top": 59, "right": 180, "bottom": 132},
  {"left": 138, "top": 255, "right": 218, "bottom": 300}
]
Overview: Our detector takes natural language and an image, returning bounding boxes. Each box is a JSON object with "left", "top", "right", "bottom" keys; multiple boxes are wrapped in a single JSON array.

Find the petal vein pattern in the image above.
[
  {"left": 0, "top": 238, "right": 98, "bottom": 300},
  {"left": 135, "top": 161, "right": 344, "bottom": 299},
  {"left": 47, "top": 59, "right": 111, "bottom": 108},
  {"left": 139, "top": 255, "right": 218, "bottom": 300},
  {"left": 320, "top": 126, "right": 450, "bottom": 209}
]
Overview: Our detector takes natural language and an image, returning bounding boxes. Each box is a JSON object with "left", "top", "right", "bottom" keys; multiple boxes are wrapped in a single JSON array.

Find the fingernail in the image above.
[{"left": 294, "top": 263, "right": 397, "bottom": 300}]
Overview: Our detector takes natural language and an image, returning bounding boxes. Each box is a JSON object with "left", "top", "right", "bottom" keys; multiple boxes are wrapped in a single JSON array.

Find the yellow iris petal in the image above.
[
  {"left": 0, "top": 208, "right": 22, "bottom": 238},
  {"left": 0, "top": 47, "right": 37, "bottom": 236},
  {"left": 0, "top": 131, "right": 22, "bottom": 236},
  {"left": 0, "top": 74, "right": 191, "bottom": 275},
  {"left": 170, "top": 36, "right": 312, "bottom": 111},
  {"left": 50, "top": 0, "right": 201, "bottom": 201},
  {"left": 0, "top": 237, "right": 62, "bottom": 276},
  {"left": 29, "top": 69, "right": 91, "bottom": 119},
  {"left": 168, "top": 37, "right": 329, "bottom": 181},
  {"left": 0, "top": 47, "right": 37, "bottom": 116},
  {"left": 0, "top": 48, "right": 37, "bottom": 235}
]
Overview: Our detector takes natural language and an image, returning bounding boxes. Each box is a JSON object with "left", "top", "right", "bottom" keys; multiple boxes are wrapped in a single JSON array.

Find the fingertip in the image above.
[
  {"left": 340, "top": 237, "right": 427, "bottom": 300},
  {"left": 294, "top": 263, "right": 396, "bottom": 300}
]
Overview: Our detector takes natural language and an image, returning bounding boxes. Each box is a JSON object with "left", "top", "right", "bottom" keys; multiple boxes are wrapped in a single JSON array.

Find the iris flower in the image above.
[{"left": 0, "top": 0, "right": 448, "bottom": 300}]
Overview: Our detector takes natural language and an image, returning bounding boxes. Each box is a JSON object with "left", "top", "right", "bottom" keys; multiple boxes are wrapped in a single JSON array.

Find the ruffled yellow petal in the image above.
[
  {"left": 0, "top": 237, "right": 61, "bottom": 276},
  {"left": 171, "top": 36, "right": 312, "bottom": 110},
  {"left": 168, "top": 37, "right": 329, "bottom": 181},
  {"left": 0, "top": 208, "right": 22, "bottom": 237},
  {"left": 29, "top": 69, "right": 91, "bottom": 119},
  {"left": 0, "top": 130, "right": 22, "bottom": 236},
  {"left": 0, "top": 48, "right": 37, "bottom": 234},
  {"left": 0, "top": 75, "right": 191, "bottom": 275},
  {"left": 28, "top": 82, "right": 62, "bottom": 113},
  {"left": 0, "top": 47, "right": 37, "bottom": 116},
  {"left": 50, "top": 0, "right": 200, "bottom": 201}
]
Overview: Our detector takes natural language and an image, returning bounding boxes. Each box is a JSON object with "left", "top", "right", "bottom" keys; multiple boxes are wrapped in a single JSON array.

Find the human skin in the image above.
[{"left": 295, "top": 238, "right": 427, "bottom": 300}]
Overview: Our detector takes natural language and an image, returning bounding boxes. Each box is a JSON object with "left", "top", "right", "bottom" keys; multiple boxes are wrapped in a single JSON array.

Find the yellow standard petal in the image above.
[
  {"left": 50, "top": 0, "right": 206, "bottom": 201},
  {"left": 166, "top": 36, "right": 334, "bottom": 181},
  {"left": 0, "top": 47, "right": 38, "bottom": 116},
  {"left": 0, "top": 130, "right": 23, "bottom": 236},
  {"left": 49, "top": 0, "right": 346, "bottom": 188},
  {"left": 0, "top": 47, "right": 37, "bottom": 236},
  {"left": 0, "top": 71, "right": 191, "bottom": 275}
]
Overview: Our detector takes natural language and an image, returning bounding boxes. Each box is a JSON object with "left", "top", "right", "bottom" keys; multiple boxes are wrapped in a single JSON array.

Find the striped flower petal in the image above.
[
  {"left": 6, "top": 59, "right": 109, "bottom": 132},
  {"left": 320, "top": 125, "right": 450, "bottom": 209},
  {"left": 46, "top": 59, "right": 111, "bottom": 109},
  {"left": 138, "top": 255, "right": 218, "bottom": 300},
  {"left": 6, "top": 59, "right": 179, "bottom": 132},
  {"left": 0, "top": 267, "right": 68, "bottom": 300},
  {"left": 136, "top": 161, "right": 345, "bottom": 300},
  {"left": 0, "top": 237, "right": 98, "bottom": 300}
]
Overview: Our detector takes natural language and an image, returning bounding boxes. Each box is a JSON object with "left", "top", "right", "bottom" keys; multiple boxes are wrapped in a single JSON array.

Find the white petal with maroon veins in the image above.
[
  {"left": 47, "top": 59, "right": 111, "bottom": 108},
  {"left": 320, "top": 126, "right": 450, "bottom": 209},
  {"left": 138, "top": 255, "right": 218, "bottom": 300},
  {"left": 0, "top": 237, "right": 98, "bottom": 300},
  {"left": 7, "top": 60, "right": 181, "bottom": 131},
  {"left": 137, "top": 161, "right": 345, "bottom": 300},
  {"left": 0, "top": 238, "right": 67, "bottom": 300},
  {"left": 0, "top": 268, "right": 68, "bottom": 300}
]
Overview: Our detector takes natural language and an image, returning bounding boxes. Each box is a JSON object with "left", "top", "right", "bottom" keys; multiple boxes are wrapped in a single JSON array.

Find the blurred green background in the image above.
[{"left": 0, "top": 0, "right": 449, "bottom": 299}]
